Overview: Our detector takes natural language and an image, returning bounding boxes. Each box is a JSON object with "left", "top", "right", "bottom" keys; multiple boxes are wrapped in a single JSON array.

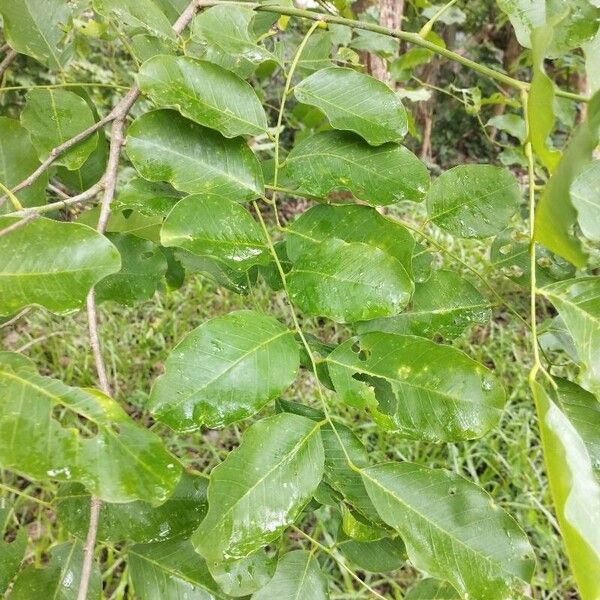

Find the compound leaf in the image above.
[
  {"left": 0, "top": 217, "right": 120, "bottom": 316},
  {"left": 327, "top": 333, "right": 505, "bottom": 442},
  {"left": 138, "top": 55, "right": 268, "bottom": 138},
  {"left": 149, "top": 310, "right": 299, "bottom": 431},
  {"left": 361, "top": 462, "right": 535, "bottom": 599},
  {"left": 192, "top": 413, "right": 324, "bottom": 562},
  {"left": 294, "top": 67, "right": 407, "bottom": 145},
  {"left": 281, "top": 131, "right": 429, "bottom": 205},
  {"left": 127, "top": 110, "right": 263, "bottom": 199}
]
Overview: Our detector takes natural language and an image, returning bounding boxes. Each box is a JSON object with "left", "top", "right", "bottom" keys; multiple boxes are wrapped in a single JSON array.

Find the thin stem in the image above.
[
  {"left": 0, "top": 482, "right": 51, "bottom": 507},
  {"left": 0, "top": 182, "right": 23, "bottom": 211},
  {"left": 0, "top": 82, "right": 129, "bottom": 93},
  {"left": 292, "top": 526, "right": 387, "bottom": 600},
  {"left": 271, "top": 19, "right": 321, "bottom": 228},
  {"left": 196, "top": 1, "right": 588, "bottom": 103},
  {"left": 0, "top": 48, "right": 17, "bottom": 80},
  {"left": 0, "top": 214, "right": 38, "bottom": 238}
]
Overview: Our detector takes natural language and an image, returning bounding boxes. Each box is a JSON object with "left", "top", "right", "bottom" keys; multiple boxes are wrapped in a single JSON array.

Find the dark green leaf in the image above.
[
  {"left": 281, "top": 131, "right": 429, "bottom": 205},
  {"left": 361, "top": 462, "right": 535, "bottom": 598},
  {"left": 161, "top": 195, "right": 269, "bottom": 271},
  {"left": 327, "top": 333, "right": 505, "bottom": 442},
  {"left": 338, "top": 534, "right": 406, "bottom": 573},
  {"left": 358, "top": 270, "right": 490, "bottom": 339},
  {"left": 127, "top": 110, "right": 264, "bottom": 199},
  {"left": 115, "top": 176, "right": 182, "bottom": 217},
  {"left": 426, "top": 165, "right": 521, "bottom": 238},
  {"left": 294, "top": 67, "right": 407, "bottom": 145},
  {"left": 20, "top": 89, "right": 98, "bottom": 171},
  {"left": 0, "top": 353, "right": 181, "bottom": 504},
  {"left": 149, "top": 310, "right": 299, "bottom": 430},
  {"left": 0, "top": 217, "right": 120, "bottom": 316},
  {"left": 193, "top": 413, "right": 324, "bottom": 562},
  {"left": 138, "top": 55, "right": 268, "bottom": 137},
  {"left": 252, "top": 550, "right": 328, "bottom": 600},
  {"left": 95, "top": 233, "right": 167, "bottom": 305},
  {"left": 288, "top": 238, "right": 413, "bottom": 324},
  {"left": 0, "top": 508, "right": 26, "bottom": 595},
  {"left": 208, "top": 551, "right": 276, "bottom": 597}
]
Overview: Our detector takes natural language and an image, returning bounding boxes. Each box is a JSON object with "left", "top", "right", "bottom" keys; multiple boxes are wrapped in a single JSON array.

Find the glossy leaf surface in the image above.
[
  {"left": 208, "top": 551, "right": 276, "bottom": 597},
  {"left": 327, "top": 333, "right": 505, "bottom": 441},
  {"left": 362, "top": 462, "right": 535, "bottom": 599},
  {"left": 426, "top": 165, "right": 521, "bottom": 238},
  {"left": 294, "top": 67, "right": 407, "bottom": 145},
  {"left": 358, "top": 270, "right": 490, "bottom": 339},
  {"left": 161, "top": 195, "right": 269, "bottom": 271},
  {"left": 193, "top": 413, "right": 324, "bottom": 562},
  {"left": 149, "top": 310, "right": 299, "bottom": 430},
  {"left": 138, "top": 55, "right": 268, "bottom": 137},
  {"left": 0, "top": 353, "right": 181, "bottom": 503},
  {"left": 20, "top": 89, "right": 98, "bottom": 170},
  {"left": 115, "top": 176, "right": 182, "bottom": 217},
  {"left": 127, "top": 110, "right": 263, "bottom": 199},
  {"left": 288, "top": 238, "right": 413, "bottom": 324},
  {"left": 282, "top": 131, "right": 429, "bottom": 205},
  {"left": 541, "top": 277, "right": 600, "bottom": 396},
  {"left": 338, "top": 535, "right": 406, "bottom": 573},
  {"left": 252, "top": 550, "right": 328, "bottom": 600},
  {"left": 0, "top": 217, "right": 120, "bottom": 316}
]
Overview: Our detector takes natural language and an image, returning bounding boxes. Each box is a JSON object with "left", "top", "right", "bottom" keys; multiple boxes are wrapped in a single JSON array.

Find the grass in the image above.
[{"left": 0, "top": 200, "right": 576, "bottom": 599}]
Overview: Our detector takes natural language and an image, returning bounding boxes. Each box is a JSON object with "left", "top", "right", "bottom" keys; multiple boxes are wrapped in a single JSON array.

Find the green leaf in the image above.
[
  {"left": 56, "top": 471, "right": 208, "bottom": 543},
  {"left": 129, "top": 539, "right": 227, "bottom": 600},
  {"left": 9, "top": 542, "right": 101, "bottom": 600},
  {"left": 161, "top": 195, "right": 269, "bottom": 271},
  {"left": 0, "top": 508, "right": 26, "bottom": 595},
  {"left": 149, "top": 310, "right": 299, "bottom": 431},
  {"left": 426, "top": 165, "right": 521, "bottom": 238},
  {"left": 138, "top": 55, "right": 268, "bottom": 138},
  {"left": 295, "top": 30, "right": 334, "bottom": 74},
  {"left": 571, "top": 160, "right": 600, "bottom": 242},
  {"left": 530, "top": 380, "right": 600, "bottom": 599},
  {"left": 93, "top": 0, "right": 175, "bottom": 43},
  {"left": 115, "top": 176, "right": 183, "bottom": 217},
  {"left": 80, "top": 207, "right": 162, "bottom": 243},
  {"left": 288, "top": 238, "right": 413, "bottom": 324},
  {"left": 95, "top": 233, "right": 167, "bottom": 305},
  {"left": 0, "top": 353, "right": 181, "bottom": 504},
  {"left": 327, "top": 333, "right": 505, "bottom": 442},
  {"left": 294, "top": 67, "right": 407, "bottom": 145},
  {"left": 358, "top": 270, "right": 490, "bottom": 339},
  {"left": 361, "top": 462, "right": 535, "bottom": 599},
  {"left": 190, "top": 6, "right": 278, "bottom": 78},
  {"left": 528, "top": 25, "right": 561, "bottom": 173},
  {"left": 127, "top": 110, "right": 264, "bottom": 199},
  {"left": 281, "top": 131, "right": 429, "bottom": 205},
  {"left": 338, "top": 534, "right": 406, "bottom": 573},
  {"left": 20, "top": 89, "right": 98, "bottom": 171},
  {"left": 0, "top": 217, "right": 121, "bottom": 316},
  {"left": 208, "top": 551, "right": 276, "bottom": 597},
  {"left": 540, "top": 277, "right": 600, "bottom": 397},
  {"left": 192, "top": 413, "right": 324, "bottom": 562},
  {"left": 535, "top": 90, "right": 600, "bottom": 266},
  {"left": 286, "top": 204, "right": 414, "bottom": 278},
  {"left": 0, "top": 0, "right": 73, "bottom": 69},
  {"left": 0, "top": 117, "right": 48, "bottom": 211},
  {"left": 252, "top": 550, "right": 328, "bottom": 600},
  {"left": 405, "top": 578, "right": 461, "bottom": 600}
]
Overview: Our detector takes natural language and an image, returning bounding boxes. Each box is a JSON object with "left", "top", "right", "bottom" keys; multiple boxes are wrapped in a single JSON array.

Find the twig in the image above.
[
  {"left": 0, "top": 214, "right": 38, "bottom": 238},
  {"left": 0, "top": 48, "right": 17, "bottom": 79},
  {"left": 76, "top": 4, "right": 204, "bottom": 599}
]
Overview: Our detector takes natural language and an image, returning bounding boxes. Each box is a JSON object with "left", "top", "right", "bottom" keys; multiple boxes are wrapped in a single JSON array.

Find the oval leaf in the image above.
[
  {"left": 0, "top": 217, "right": 120, "bottom": 316},
  {"left": 294, "top": 66, "right": 407, "bottom": 145},
  {"left": 192, "top": 413, "right": 324, "bottom": 562},
  {"left": 426, "top": 164, "right": 521, "bottom": 238},
  {"left": 126, "top": 109, "right": 264, "bottom": 199},
  {"left": 138, "top": 55, "right": 268, "bottom": 137},
  {"left": 288, "top": 238, "right": 413, "bottom": 324},
  {"left": 0, "top": 353, "right": 181, "bottom": 504},
  {"left": 161, "top": 195, "right": 269, "bottom": 271},
  {"left": 281, "top": 131, "right": 429, "bottom": 205},
  {"left": 327, "top": 333, "right": 505, "bottom": 442},
  {"left": 361, "top": 462, "right": 535, "bottom": 599},
  {"left": 149, "top": 310, "right": 299, "bottom": 431}
]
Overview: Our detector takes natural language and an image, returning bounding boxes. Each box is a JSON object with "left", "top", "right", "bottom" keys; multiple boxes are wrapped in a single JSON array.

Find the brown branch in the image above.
[
  {"left": 76, "top": 4, "right": 204, "bottom": 599},
  {"left": 0, "top": 48, "right": 17, "bottom": 79}
]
